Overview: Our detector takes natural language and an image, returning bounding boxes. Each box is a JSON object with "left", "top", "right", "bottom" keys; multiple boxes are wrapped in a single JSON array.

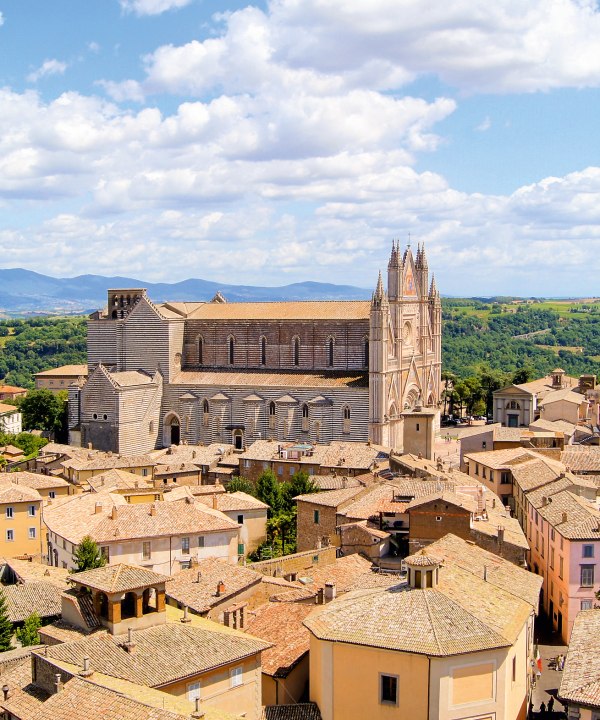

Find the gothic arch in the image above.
[
  {"left": 326, "top": 336, "right": 335, "bottom": 367},
  {"left": 196, "top": 335, "right": 204, "bottom": 365},
  {"left": 259, "top": 336, "right": 267, "bottom": 366},
  {"left": 227, "top": 335, "right": 236, "bottom": 365},
  {"left": 163, "top": 412, "right": 182, "bottom": 447},
  {"left": 403, "top": 386, "right": 420, "bottom": 411},
  {"left": 292, "top": 335, "right": 301, "bottom": 367}
]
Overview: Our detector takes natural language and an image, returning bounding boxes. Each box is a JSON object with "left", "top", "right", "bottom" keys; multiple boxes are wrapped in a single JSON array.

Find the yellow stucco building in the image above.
[
  {"left": 304, "top": 534, "right": 542, "bottom": 720},
  {"left": 0, "top": 482, "right": 44, "bottom": 559}
]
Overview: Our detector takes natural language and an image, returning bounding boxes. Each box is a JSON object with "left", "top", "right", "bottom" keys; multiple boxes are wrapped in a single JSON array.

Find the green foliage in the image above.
[
  {"left": 279, "top": 471, "right": 319, "bottom": 513},
  {"left": 15, "top": 612, "right": 41, "bottom": 647},
  {"left": 0, "top": 432, "right": 48, "bottom": 459},
  {"left": 73, "top": 535, "right": 107, "bottom": 572},
  {"left": 0, "top": 316, "right": 86, "bottom": 389},
  {"left": 0, "top": 590, "right": 13, "bottom": 651},
  {"left": 19, "top": 389, "right": 67, "bottom": 435},
  {"left": 226, "top": 476, "right": 256, "bottom": 495},
  {"left": 255, "top": 470, "right": 281, "bottom": 517}
]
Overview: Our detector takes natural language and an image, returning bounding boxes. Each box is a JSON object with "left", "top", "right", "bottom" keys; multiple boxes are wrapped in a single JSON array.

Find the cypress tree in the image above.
[{"left": 0, "top": 590, "right": 13, "bottom": 652}]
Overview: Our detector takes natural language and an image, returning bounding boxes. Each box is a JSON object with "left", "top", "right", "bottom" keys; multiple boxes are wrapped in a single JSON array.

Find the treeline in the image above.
[
  {"left": 0, "top": 317, "right": 87, "bottom": 389},
  {"left": 442, "top": 302, "right": 600, "bottom": 380}
]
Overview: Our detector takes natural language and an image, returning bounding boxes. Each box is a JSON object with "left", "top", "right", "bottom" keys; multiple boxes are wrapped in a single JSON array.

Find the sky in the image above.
[{"left": 1, "top": 0, "right": 600, "bottom": 297}]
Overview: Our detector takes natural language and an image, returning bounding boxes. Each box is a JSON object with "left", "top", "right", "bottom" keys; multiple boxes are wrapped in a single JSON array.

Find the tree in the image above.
[
  {"left": 15, "top": 612, "right": 41, "bottom": 647},
  {"left": 226, "top": 477, "right": 256, "bottom": 496},
  {"left": 19, "top": 389, "right": 66, "bottom": 433},
  {"left": 255, "top": 470, "right": 281, "bottom": 517},
  {"left": 73, "top": 535, "right": 107, "bottom": 572},
  {"left": 280, "top": 471, "right": 319, "bottom": 513},
  {"left": 0, "top": 590, "right": 13, "bottom": 651}
]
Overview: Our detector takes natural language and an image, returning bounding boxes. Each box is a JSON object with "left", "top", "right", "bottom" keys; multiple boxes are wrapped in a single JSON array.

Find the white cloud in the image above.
[
  {"left": 27, "top": 59, "right": 68, "bottom": 83},
  {"left": 119, "top": 0, "right": 194, "bottom": 16},
  {"left": 0, "top": 12, "right": 4, "bottom": 26},
  {"left": 476, "top": 116, "right": 492, "bottom": 132},
  {"left": 88, "top": 41, "right": 100, "bottom": 53},
  {"left": 97, "top": 79, "right": 145, "bottom": 103}
]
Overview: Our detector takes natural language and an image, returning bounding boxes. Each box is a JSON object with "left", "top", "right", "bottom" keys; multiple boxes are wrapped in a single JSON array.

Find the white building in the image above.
[{"left": 0, "top": 403, "right": 22, "bottom": 435}]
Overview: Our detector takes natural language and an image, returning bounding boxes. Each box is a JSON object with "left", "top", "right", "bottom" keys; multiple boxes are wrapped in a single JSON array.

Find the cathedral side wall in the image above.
[{"left": 122, "top": 301, "right": 175, "bottom": 381}]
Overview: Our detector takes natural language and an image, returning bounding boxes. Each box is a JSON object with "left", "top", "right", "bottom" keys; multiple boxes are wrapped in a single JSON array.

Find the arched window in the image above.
[
  {"left": 363, "top": 338, "right": 369, "bottom": 368},
  {"left": 111, "top": 310, "right": 118, "bottom": 319},
  {"left": 328, "top": 338, "right": 334, "bottom": 367},
  {"left": 293, "top": 337, "right": 300, "bottom": 367},
  {"left": 301, "top": 403, "right": 309, "bottom": 432},
  {"left": 260, "top": 337, "right": 266, "bottom": 366},
  {"left": 508, "top": 400, "right": 521, "bottom": 410},
  {"left": 342, "top": 406, "right": 351, "bottom": 434},
  {"left": 268, "top": 401, "right": 276, "bottom": 430},
  {"left": 198, "top": 336, "right": 204, "bottom": 365},
  {"left": 228, "top": 337, "right": 235, "bottom": 365},
  {"left": 203, "top": 399, "right": 210, "bottom": 427}
]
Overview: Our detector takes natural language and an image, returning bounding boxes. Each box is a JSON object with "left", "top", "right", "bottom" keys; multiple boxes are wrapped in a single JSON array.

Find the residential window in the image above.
[
  {"left": 28, "top": 527, "right": 36, "bottom": 539},
  {"left": 100, "top": 546, "right": 110, "bottom": 562},
  {"left": 314, "top": 510, "right": 320, "bottom": 524},
  {"left": 290, "top": 467, "right": 295, "bottom": 476},
  {"left": 277, "top": 467, "right": 283, "bottom": 476},
  {"left": 49, "top": 491, "right": 56, "bottom": 499},
  {"left": 550, "top": 548, "right": 554, "bottom": 569},
  {"left": 482, "top": 467, "right": 486, "bottom": 479},
  {"left": 6, "top": 530, "right": 14, "bottom": 542},
  {"left": 541, "top": 537, "right": 544, "bottom": 558},
  {"left": 475, "top": 464, "right": 479, "bottom": 476},
  {"left": 142, "top": 468, "right": 148, "bottom": 477},
  {"left": 28, "top": 505, "right": 37, "bottom": 517},
  {"left": 187, "top": 682, "right": 201, "bottom": 702},
  {"left": 583, "top": 544, "right": 594, "bottom": 558},
  {"left": 489, "top": 470, "right": 494, "bottom": 482},
  {"left": 581, "top": 599, "right": 593, "bottom": 610},
  {"left": 5, "top": 507, "right": 13, "bottom": 519},
  {"left": 580, "top": 565, "right": 594, "bottom": 587},
  {"left": 559, "top": 556, "right": 563, "bottom": 579},
  {"left": 237, "top": 514, "right": 244, "bottom": 524},
  {"left": 380, "top": 674, "right": 398, "bottom": 706},
  {"left": 182, "top": 537, "right": 190, "bottom": 554},
  {"left": 237, "top": 543, "right": 245, "bottom": 556},
  {"left": 550, "top": 528, "right": 555, "bottom": 541},
  {"left": 198, "top": 536, "right": 205, "bottom": 548},
  {"left": 482, "top": 441, "right": 487, "bottom": 450},
  {"left": 512, "top": 656, "right": 517, "bottom": 683},
  {"left": 230, "top": 666, "right": 243, "bottom": 688},
  {"left": 142, "top": 542, "right": 151, "bottom": 560}
]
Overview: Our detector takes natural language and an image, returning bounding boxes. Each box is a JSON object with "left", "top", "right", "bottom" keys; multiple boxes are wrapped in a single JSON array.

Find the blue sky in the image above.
[{"left": 1, "top": 0, "right": 600, "bottom": 296}]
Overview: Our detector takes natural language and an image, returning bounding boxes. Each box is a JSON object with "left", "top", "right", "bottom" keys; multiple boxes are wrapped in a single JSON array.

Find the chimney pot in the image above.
[
  {"left": 197, "top": 571, "right": 202, "bottom": 583},
  {"left": 181, "top": 605, "right": 191, "bottom": 623},
  {"left": 110, "top": 506, "right": 118, "bottom": 520},
  {"left": 324, "top": 582, "right": 336, "bottom": 602},
  {"left": 216, "top": 581, "right": 225, "bottom": 596},
  {"left": 95, "top": 502, "right": 102, "bottom": 514},
  {"left": 150, "top": 503, "right": 157, "bottom": 516},
  {"left": 2, "top": 684, "right": 9, "bottom": 701},
  {"left": 54, "top": 674, "right": 63, "bottom": 694},
  {"left": 562, "top": 511, "right": 568, "bottom": 523}
]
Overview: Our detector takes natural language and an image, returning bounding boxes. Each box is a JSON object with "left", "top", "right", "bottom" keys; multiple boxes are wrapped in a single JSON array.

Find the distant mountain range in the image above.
[{"left": 0, "top": 268, "right": 372, "bottom": 314}]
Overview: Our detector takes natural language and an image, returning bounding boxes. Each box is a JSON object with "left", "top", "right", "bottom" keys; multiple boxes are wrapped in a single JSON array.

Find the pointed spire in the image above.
[
  {"left": 420, "top": 242, "right": 428, "bottom": 270},
  {"left": 429, "top": 274, "right": 437, "bottom": 296},
  {"left": 375, "top": 271, "right": 384, "bottom": 298},
  {"left": 388, "top": 239, "right": 398, "bottom": 268},
  {"left": 415, "top": 242, "right": 422, "bottom": 267}
]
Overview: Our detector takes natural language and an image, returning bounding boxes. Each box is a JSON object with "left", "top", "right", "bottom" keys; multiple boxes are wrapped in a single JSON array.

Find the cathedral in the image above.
[{"left": 69, "top": 242, "right": 441, "bottom": 454}]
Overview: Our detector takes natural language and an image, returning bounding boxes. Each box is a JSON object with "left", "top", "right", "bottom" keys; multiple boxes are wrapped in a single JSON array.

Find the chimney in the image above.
[
  {"left": 492, "top": 498, "right": 496, "bottom": 509},
  {"left": 498, "top": 525, "right": 505, "bottom": 545},
  {"left": 239, "top": 604, "right": 245, "bottom": 630},
  {"left": 192, "top": 450, "right": 197, "bottom": 459},
  {"left": 2, "top": 685, "right": 9, "bottom": 701},
  {"left": 317, "top": 588, "right": 324, "bottom": 605},
  {"left": 123, "top": 627, "right": 136, "bottom": 653},
  {"left": 88, "top": 442, "right": 93, "bottom": 450},
  {"left": 324, "top": 582, "right": 336, "bottom": 602},
  {"left": 196, "top": 571, "right": 202, "bottom": 583},
  {"left": 110, "top": 506, "right": 118, "bottom": 520},
  {"left": 191, "top": 697, "right": 205, "bottom": 719},
  {"left": 212, "top": 494, "right": 218, "bottom": 510},
  {"left": 483, "top": 565, "right": 488, "bottom": 582},
  {"left": 80, "top": 655, "right": 93, "bottom": 677},
  {"left": 181, "top": 606, "right": 191, "bottom": 624},
  {"left": 223, "top": 609, "right": 232, "bottom": 628},
  {"left": 94, "top": 502, "right": 102, "bottom": 514},
  {"left": 150, "top": 503, "right": 157, "bottom": 516},
  {"left": 54, "top": 674, "right": 63, "bottom": 694},
  {"left": 562, "top": 512, "right": 568, "bottom": 524},
  {"left": 216, "top": 580, "right": 225, "bottom": 597},
  {"left": 134, "top": 481, "right": 138, "bottom": 489}
]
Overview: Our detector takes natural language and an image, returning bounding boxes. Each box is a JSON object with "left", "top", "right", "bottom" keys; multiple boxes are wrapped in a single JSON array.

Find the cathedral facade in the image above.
[{"left": 69, "top": 243, "right": 441, "bottom": 454}]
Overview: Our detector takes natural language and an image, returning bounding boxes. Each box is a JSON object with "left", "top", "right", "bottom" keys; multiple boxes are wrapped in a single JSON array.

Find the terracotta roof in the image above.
[
  {"left": 558, "top": 609, "right": 600, "bottom": 708},
  {"left": 405, "top": 550, "right": 441, "bottom": 567},
  {"left": 463, "top": 448, "right": 538, "bottom": 470},
  {"left": 0, "top": 471, "right": 70, "bottom": 490},
  {"left": 0, "top": 482, "right": 42, "bottom": 504},
  {"left": 307, "top": 554, "right": 375, "bottom": 593},
  {"left": 0, "top": 385, "right": 27, "bottom": 394},
  {"left": 2, "top": 582, "right": 63, "bottom": 622},
  {"left": 35, "top": 365, "right": 88, "bottom": 377},
  {"left": 509, "top": 458, "right": 564, "bottom": 492},
  {"left": 154, "top": 463, "right": 201, "bottom": 476},
  {"left": 262, "top": 704, "right": 322, "bottom": 720},
  {"left": 166, "top": 558, "right": 262, "bottom": 613},
  {"left": 538, "top": 388, "right": 585, "bottom": 406},
  {"left": 529, "top": 419, "right": 576, "bottom": 435},
  {"left": 61, "top": 453, "right": 155, "bottom": 472},
  {"left": 87, "top": 469, "right": 154, "bottom": 492},
  {"left": 304, "top": 560, "right": 531, "bottom": 656},
  {"left": 172, "top": 368, "right": 369, "bottom": 389},
  {"left": 150, "top": 443, "right": 235, "bottom": 467},
  {"left": 195, "top": 491, "right": 269, "bottom": 513},
  {"left": 405, "top": 491, "right": 477, "bottom": 513},
  {"left": 561, "top": 447, "right": 600, "bottom": 473},
  {"left": 245, "top": 602, "right": 314, "bottom": 677},
  {"left": 44, "top": 493, "right": 239, "bottom": 545},
  {"left": 537, "top": 490, "right": 600, "bottom": 540},
  {"left": 294, "top": 486, "right": 364, "bottom": 507},
  {"left": 0, "top": 403, "right": 19, "bottom": 414},
  {"left": 426, "top": 533, "right": 542, "bottom": 610},
  {"left": 41, "top": 622, "right": 271, "bottom": 687},
  {"left": 109, "top": 370, "right": 156, "bottom": 388},
  {"left": 39, "top": 620, "right": 106, "bottom": 644},
  {"left": 159, "top": 300, "right": 371, "bottom": 321},
  {"left": 70, "top": 564, "right": 171, "bottom": 594},
  {"left": 0, "top": 445, "right": 24, "bottom": 456},
  {"left": 0, "top": 557, "right": 69, "bottom": 587},
  {"left": 310, "top": 474, "right": 367, "bottom": 490}
]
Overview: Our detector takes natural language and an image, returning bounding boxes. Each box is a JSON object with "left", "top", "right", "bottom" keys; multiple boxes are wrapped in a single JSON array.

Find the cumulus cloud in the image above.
[
  {"left": 97, "top": 79, "right": 145, "bottom": 103},
  {"left": 27, "top": 59, "right": 68, "bottom": 83},
  {"left": 119, "top": 0, "right": 193, "bottom": 16},
  {"left": 476, "top": 116, "right": 492, "bottom": 132}
]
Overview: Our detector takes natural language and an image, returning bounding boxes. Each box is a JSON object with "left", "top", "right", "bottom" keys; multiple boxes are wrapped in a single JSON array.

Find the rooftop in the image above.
[
  {"left": 0, "top": 471, "right": 70, "bottom": 490},
  {"left": 561, "top": 447, "right": 600, "bottom": 473},
  {"left": 558, "top": 609, "right": 600, "bottom": 709},
  {"left": 34, "top": 364, "right": 88, "bottom": 378},
  {"left": 160, "top": 299, "right": 371, "bottom": 321},
  {"left": 262, "top": 705, "right": 322, "bottom": 720},
  {"left": 172, "top": 368, "right": 369, "bottom": 389},
  {"left": 0, "top": 403, "right": 19, "bottom": 415},
  {"left": 0, "top": 557, "right": 69, "bottom": 587},
  {"left": 0, "top": 482, "right": 42, "bottom": 504},
  {"left": 70, "top": 564, "right": 171, "bottom": 594},
  {"left": 536, "top": 490, "right": 600, "bottom": 540},
  {"left": 1, "top": 582, "right": 63, "bottom": 622}
]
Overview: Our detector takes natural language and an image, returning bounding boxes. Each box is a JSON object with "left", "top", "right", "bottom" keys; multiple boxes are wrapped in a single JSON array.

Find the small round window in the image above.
[
  {"left": 92, "top": 413, "right": 98, "bottom": 420},
  {"left": 103, "top": 414, "right": 108, "bottom": 421}
]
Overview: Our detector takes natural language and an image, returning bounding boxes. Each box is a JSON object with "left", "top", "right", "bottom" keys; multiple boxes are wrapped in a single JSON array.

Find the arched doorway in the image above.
[
  {"left": 98, "top": 592, "right": 109, "bottom": 620},
  {"left": 232, "top": 430, "right": 244, "bottom": 450},
  {"left": 163, "top": 413, "right": 181, "bottom": 447},
  {"left": 121, "top": 592, "right": 136, "bottom": 619}
]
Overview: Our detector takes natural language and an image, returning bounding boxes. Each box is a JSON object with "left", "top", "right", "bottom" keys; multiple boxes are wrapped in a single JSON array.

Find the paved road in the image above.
[{"left": 530, "top": 615, "right": 568, "bottom": 719}]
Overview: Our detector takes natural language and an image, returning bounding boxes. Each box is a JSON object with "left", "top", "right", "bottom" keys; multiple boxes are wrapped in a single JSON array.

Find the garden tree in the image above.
[
  {"left": 19, "top": 389, "right": 67, "bottom": 434},
  {"left": 477, "top": 367, "right": 509, "bottom": 418},
  {"left": 441, "top": 371, "right": 457, "bottom": 416},
  {"left": 280, "top": 471, "right": 319, "bottom": 513},
  {"left": 15, "top": 612, "right": 41, "bottom": 647},
  {"left": 226, "top": 477, "right": 256, "bottom": 496},
  {"left": 512, "top": 366, "right": 535, "bottom": 385},
  {"left": 73, "top": 535, "right": 107, "bottom": 572},
  {"left": 255, "top": 470, "right": 281, "bottom": 517},
  {"left": 266, "top": 510, "right": 297, "bottom": 555},
  {"left": 0, "top": 432, "right": 48, "bottom": 458},
  {"left": 0, "top": 590, "right": 13, "bottom": 651}
]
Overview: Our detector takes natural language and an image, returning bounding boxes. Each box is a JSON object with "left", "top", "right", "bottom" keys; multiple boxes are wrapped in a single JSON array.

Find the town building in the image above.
[
  {"left": 0, "top": 482, "right": 44, "bottom": 559},
  {"left": 34, "top": 364, "right": 88, "bottom": 393},
  {"left": 0, "top": 402, "right": 22, "bottom": 435},
  {"left": 0, "top": 384, "right": 27, "bottom": 402},
  {"left": 0, "top": 471, "right": 72, "bottom": 502},
  {"left": 43, "top": 492, "right": 241, "bottom": 572},
  {"left": 68, "top": 243, "right": 441, "bottom": 454},
  {"left": 304, "top": 533, "right": 542, "bottom": 720},
  {"left": 558, "top": 609, "right": 600, "bottom": 720}
]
